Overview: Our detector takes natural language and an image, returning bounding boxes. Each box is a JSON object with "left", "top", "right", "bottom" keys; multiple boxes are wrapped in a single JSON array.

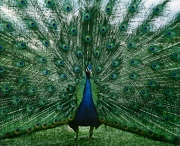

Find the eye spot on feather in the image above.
[
  {"left": 3, "top": 109, "right": 7, "bottom": 113},
  {"left": 5, "top": 132, "right": 10, "bottom": 136},
  {"left": 23, "top": 78, "right": 27, "bottom": 82},
  {"left": 15, "top": 128, "right": 20, "bottom": 132},
  {"left": 0, "top": 67, "right": 5, "bottom": 72},
  {"left": 36, "top": 123, "right": 40, "bottom": 126},
  {"left": 21, "top": 0, "right": 25, "bottom": 5},
  {"left": 173, "top": 53, "right": 178, "bottom": 58},
  {"left": 84, "top": 13, "right": 90, "bottom": 21},
  {"left": 155, "top": 8, "right": 159, "bottom": 12},
  {"left": 21, "top": 43, "right": 25, "bottom": 47},
  {"left": 31, "top": 23, "right": 35, "bottom": 27},
  {"left": 6, "top": 24, "right": 11, "bottom": 29},
  {"left": 130, "top": 6, "right": 135, "bottom": 11},
  {"left": 0, "top": 46, "right": 3, "bottom": 50},
  {"left": 66, "top": 7, "right": 70, "bottom": 11}
]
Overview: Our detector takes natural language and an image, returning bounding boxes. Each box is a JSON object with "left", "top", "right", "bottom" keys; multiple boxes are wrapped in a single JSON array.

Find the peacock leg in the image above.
[
  {"left": 75, "top": 126, "right": 79, "bottom": 146},
  {"left": 88, "top": 126, "right": 94, "bottom": 146}
]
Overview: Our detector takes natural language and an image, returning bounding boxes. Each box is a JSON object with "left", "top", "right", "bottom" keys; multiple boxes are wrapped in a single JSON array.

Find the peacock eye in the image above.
[
  {"left": 74, "top": 66, "right": 80, "bottom": 73},
  {"left": 23, "top": 78, "right": 27, "bottom": 81},
  {"left": 76, "top": 50, "right": 83, "bottom": 58},
  {"left": 131, "top": 6, "right": 134, "bottom": 9},
  {"left": 84, "top": 35, "right": 91, "bottom": 43},
  {"left": 0, "top": 67, "right": 4, "bottom": 72},
  {"left": 56, "top": 60, "right": 64, "bottom": 66},
  {"left": 66, "top": 7, "right": 70, "bottom": 11},
  {"left": 129, "top": 4, "right": 137, "bottom": 12},
  {"left": 62, "top": 44, "right": 69, "bottom": 51},
  {"left": 172, "top": 73, "right": 176, "bottom": 76},
  {"left": 155, "top": 8, "right": 159, "bottom": 12},
  {"left": 3, "top": 110, "right": 7, "bottom": 113},
  {"left": 105, "top": 4, "right": 112, "bottom": 14},
  {"left": 60, "top": 73, "right": 67, "bottom": 80},
  {"left": 6, "top": 24, "right": 11, "bottom": 28},
  {"left": 107, "top": 42, "right": 115, "bottom": 50},
  {"left": 127, "top": 41, "right": 136, "bottom": 49},
  {"left": 21, "top": 0, "right": 25, "bottom": 4},
  {"left": 173, "top": 54, "right": 178, "bottom": 57},
  {"left": 70, "top": 26, "right": 77, "bottom": 35},
  {"left": 21, "top": 43, "right": 25, "bottom": 47},
  {"left": 165, "top": 90, "right": 169, "bottom": 93},
  {"left": 140, "top": 24, "right": 150, "bottom": 32},
  {"left": 45, "top": 41, "right": 49, "bottom": 45},
  {"left": 96, "top": 67, "right": 102, "bottom": 73},
  {"left": 120, "top": 24, "right": 127, "bottom": 31},
  {"left": 31, "top": 23, "right": 35, "bottom": 27},
  {"left": 84, "top": 13, "right": 90, "bottom": 21},
  {"left": 63, "top": 3, "right": 72, "bottom": 12}
]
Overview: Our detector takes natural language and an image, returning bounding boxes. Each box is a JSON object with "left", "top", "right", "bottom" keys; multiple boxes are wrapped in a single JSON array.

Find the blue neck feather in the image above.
[{"left": 73, "top": 78, "right": 100, "bottom": 126}]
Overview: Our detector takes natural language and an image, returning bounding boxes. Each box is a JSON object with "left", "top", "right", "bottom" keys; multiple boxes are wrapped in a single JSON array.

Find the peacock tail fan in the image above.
[{"left": 0, "top": 0, "right": 180, "bottom": 145}]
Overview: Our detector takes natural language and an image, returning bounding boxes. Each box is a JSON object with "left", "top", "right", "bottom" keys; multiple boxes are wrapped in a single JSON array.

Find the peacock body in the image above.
[{"left": 0, "top": 0, "right": 180, "bottom": 145}]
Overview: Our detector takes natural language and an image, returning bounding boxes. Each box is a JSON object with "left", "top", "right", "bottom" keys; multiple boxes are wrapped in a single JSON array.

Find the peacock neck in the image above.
[{"left": 71, "top": 77, "right": 100, "bottom": 126}]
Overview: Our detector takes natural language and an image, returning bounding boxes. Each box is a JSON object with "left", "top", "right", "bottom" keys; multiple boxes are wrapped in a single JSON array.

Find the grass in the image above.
[{"left": 0, "top": 125, "right": 173, "bottom": 146}]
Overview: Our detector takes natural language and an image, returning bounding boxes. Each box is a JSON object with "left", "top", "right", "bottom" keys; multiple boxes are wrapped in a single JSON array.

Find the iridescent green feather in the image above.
[{"left": 0, "top": 0, "right": 180, "bottom": 145}]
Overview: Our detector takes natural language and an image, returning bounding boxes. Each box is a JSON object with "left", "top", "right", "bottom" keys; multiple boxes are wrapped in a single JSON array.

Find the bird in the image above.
[{"left": 0, "top": 0, "right": 180, "bottom": 145}]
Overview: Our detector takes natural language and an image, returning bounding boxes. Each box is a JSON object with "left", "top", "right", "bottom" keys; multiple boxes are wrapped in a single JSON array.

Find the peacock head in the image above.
[{"left": 86, "top": 65, "right": 92, "bottom": 78}]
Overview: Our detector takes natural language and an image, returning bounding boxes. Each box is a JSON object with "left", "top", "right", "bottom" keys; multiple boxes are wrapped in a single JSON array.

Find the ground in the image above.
[{"left": 0, "top": 125, "right": 173, "bottom": 146}]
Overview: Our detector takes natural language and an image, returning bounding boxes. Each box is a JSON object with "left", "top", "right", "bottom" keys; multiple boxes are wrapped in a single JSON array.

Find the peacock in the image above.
[{"left": 0, "top": 0, "right": 180, "bottom": 145}]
